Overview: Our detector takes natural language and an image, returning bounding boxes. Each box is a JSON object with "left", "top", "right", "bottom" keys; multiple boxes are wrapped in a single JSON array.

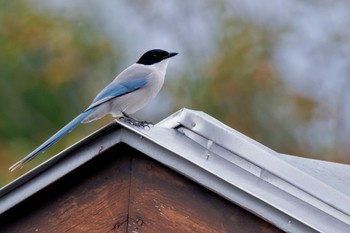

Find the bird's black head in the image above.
[{"left": 137, "top": 49, "right": 178, "bottom": 65}]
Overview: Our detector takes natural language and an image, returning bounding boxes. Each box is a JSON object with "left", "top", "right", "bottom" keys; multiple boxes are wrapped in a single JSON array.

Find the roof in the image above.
[{"left": 1, "top": 108, "right": 350, "bottom": 232}]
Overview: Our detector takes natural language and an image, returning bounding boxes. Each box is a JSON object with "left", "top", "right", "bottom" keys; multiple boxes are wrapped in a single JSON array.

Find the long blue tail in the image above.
[{"left": 9, "top": 108, "right": 96, "bottom": 171}]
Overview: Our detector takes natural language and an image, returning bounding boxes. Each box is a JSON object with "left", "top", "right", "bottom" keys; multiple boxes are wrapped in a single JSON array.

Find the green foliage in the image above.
[{"left": 0, "top": 1, "right": 118, "bottom": 183}]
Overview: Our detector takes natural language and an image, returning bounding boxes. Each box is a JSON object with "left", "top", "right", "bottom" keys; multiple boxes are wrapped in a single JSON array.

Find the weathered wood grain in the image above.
[
  {"left": 128, "top": 151, "right": 283, "bottom": 233},
  {"left": 0, "top": 145, "right": 131, "bottom": 233}
]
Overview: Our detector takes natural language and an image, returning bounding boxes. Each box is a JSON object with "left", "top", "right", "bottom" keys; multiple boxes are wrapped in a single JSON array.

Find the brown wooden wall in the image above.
[{"left": 0, "top": 143, "right": 283, "bottom": 233}]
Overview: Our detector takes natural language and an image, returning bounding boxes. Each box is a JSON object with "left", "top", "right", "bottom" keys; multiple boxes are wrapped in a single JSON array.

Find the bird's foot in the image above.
[
  {"left": 123, "top": 117, "right": 152, "bottom": 128},
  {"left": 121, "top": 112, "right": 153, "bottom": 129}
]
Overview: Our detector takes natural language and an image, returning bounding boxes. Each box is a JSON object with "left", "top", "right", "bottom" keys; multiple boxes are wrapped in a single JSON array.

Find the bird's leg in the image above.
[{"left": 121, "top": 112, "right": 153, "bottom": 128}]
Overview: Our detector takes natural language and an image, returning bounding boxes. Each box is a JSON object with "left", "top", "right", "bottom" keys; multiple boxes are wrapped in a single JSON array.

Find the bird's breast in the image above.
[{"left": 109, "top": 69, "right": 165, "bottom": 116}]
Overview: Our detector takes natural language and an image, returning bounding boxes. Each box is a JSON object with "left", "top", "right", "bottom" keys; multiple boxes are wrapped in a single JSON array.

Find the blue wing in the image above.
[
  {"left": 87, "top": 79, "right": 148, "bottom": 110},
  {"left": 9, "top": 79, "right": 148, "bottom": 171}
]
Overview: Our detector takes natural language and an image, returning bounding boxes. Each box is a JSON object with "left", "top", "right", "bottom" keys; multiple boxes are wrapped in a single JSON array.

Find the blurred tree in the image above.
[
  {"left": 0, "top": 0, "right": 119, "bottom": 185},
  {"left": 173, "top": 19, "right": 318, "bottom": 157},
  {"left": 103, "top": 0, "right": 350, "bottom": 163}
]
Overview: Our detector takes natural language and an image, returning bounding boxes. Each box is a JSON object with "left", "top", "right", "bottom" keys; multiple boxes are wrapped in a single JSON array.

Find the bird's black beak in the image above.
[{"left": 166, "top": 52, "right": 178, "bottom": 59}]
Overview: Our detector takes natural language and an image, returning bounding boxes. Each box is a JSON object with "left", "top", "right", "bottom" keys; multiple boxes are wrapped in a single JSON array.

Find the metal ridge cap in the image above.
[
  {"left": 161, "top": 108, "right": 350, "bottom": 217},
  {"left": 156, "top": 108, "right": 185, "bottom": 128},
  {"left": 119, "top": 124, "right": 350, "bottom": 233}
]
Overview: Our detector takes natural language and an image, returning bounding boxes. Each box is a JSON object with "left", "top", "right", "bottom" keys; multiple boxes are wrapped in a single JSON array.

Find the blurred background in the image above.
[{"left": 1, "top": 0, "right": 349, "bottom": 187}]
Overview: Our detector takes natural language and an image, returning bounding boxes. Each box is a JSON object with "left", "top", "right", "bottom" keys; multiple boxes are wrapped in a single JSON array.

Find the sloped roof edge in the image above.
[
  {"left": 158, "top": 109, "right": 350, "bottom": 213},
  {"left": 1, "top": 108, "right": 350, "bottom": 233}
]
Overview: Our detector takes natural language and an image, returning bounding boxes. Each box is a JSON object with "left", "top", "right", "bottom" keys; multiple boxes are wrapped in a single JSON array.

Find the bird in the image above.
[{"left": 9, "top": 49, "right": 178, "bottom": 171}]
